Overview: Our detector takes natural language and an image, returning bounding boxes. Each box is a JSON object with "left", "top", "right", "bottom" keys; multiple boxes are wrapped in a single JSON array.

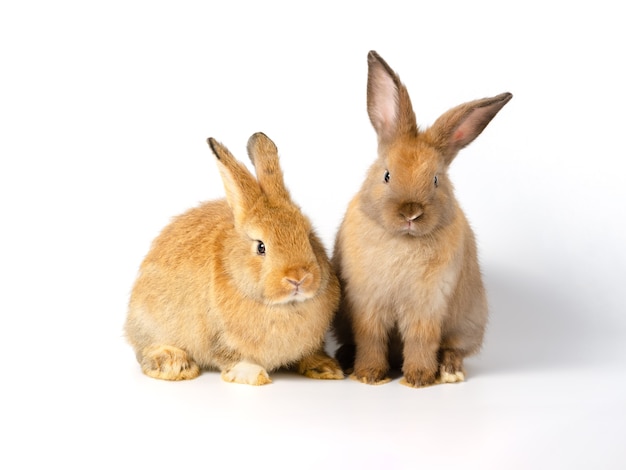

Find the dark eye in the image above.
[
  {"left": 434, "top": 175, "right": 439, "bottom": 187},
  {"left": 384, "top": 170, "right": 390, "bottom": 183},
  {"left": 256, "top": 241, "right": 266, "bottom": 256}
]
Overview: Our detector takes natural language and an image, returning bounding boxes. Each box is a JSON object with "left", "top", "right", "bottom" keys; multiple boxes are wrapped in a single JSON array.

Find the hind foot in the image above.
[
  {"left": 298, "top": 350, "right": 344, "bottom": 380},
  {"left": 439, "top": 368, "right": 465, "bottom": 383},
  {"left": 140, "top": 345, "right": 200, "bottom": 381},
  {"left": 438, "top": 349, "right": 466, "bottom": 384}
]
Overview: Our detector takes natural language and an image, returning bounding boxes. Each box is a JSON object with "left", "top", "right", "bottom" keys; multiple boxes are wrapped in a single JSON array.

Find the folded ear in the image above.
[
  {"left": 426, "top": 92, "right": 513, "bottom": 164},
  {"left": 247, "top": 132, "right": 291, "bottom": 202},
  {"left": 367, "top": 50, "right": 417, "bottom": 142},
  {"left": 207, "top": 137, "right": 261, "bottom": 223}
]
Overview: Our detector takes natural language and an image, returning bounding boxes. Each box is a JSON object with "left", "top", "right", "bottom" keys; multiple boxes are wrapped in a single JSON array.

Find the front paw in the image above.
[
  {"left": 221, "top": 361, "right": 272, "bottom": 386},
  {"left": 350, "top": 367, "right": 391, "bottom": 385},
  {"left": 400, "top": 368, "right": 437, "bottom": 388}
]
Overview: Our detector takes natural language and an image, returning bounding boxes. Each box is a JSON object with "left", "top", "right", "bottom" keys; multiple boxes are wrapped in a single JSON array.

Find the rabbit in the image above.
[
  {"left": 125, "top": 132, "right": 344, "bottom": 385},
  {"left": 332, "top": 51, "right": 512, "bottom": 388}
]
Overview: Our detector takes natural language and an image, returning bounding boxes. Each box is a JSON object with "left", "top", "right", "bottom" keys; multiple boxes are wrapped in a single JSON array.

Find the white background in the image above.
[{"left": 1, "top": 1, "right": 625, "bottom": 469}]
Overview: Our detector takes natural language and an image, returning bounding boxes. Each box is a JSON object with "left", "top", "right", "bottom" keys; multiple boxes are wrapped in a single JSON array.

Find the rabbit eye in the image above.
[
  {"left": 256, "top": 241, "right": 266, "bottom": 256},
  {"left": 434, "top": 175, "right": 439, "bottom": 187},
  {"left": 384, "top": 170, "right": 390, "bottom": 183}
]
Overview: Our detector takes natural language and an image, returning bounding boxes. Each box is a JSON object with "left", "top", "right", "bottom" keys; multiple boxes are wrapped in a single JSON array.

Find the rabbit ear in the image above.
[
  {"left": 207, "top": 138, "right": 261, "bottom": 222},
  {"left": 247, "top": 132, "right": 291, "bottom": 202},
  {"left": 367, "top": 51, "right": 417, "bottom": 142},
  {"left": 427, "top": 92, "right": 513, "bottom": 164}
]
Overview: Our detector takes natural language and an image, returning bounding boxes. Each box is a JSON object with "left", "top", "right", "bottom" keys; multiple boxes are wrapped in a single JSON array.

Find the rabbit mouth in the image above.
[
  {"left": 290, "top": 289, "right": 313, "bottom": 301},
  {"left": 288, "top": 281, "right": 317, "bottom": 301},
  {"left": 404, "top": 223, "right": 418, "bottom": 235},
  {"left": 267, "top": 282, "right": 316, "bottom": 305},
  {"left": 400, "top": 216, "right": 419, "bottom": 231},
  {"left": 285, "top": 271, "right": 316, "bottom": 300},
  {"left": 264, "top": 269, "right": 320, "bottom": 304},
  {"left": 402, "top": 224, "right": 420, "bottom": 236},
  {"left": 393, "top": 203, "right": 426, "bottom": 236},
  {"left": 397, "top": 218, "right": 429, "bottom": 237},
  {"left": 271, "top": 289, "right": 314, "bottom": 305}
]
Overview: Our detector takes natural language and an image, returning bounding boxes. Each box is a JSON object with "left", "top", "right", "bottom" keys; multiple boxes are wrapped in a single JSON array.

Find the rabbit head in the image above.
[
  {"left": 208, "top": 133, "right": 323, "bottom": 305},
  {"left": 361, "top": 50, "right": 512, "bottom": 238}
]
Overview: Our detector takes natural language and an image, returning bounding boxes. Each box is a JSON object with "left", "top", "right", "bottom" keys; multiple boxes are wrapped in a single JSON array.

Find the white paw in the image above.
[
  {"left": 221, "top": 361, "right": 272, "bottom": 386},
  {"left": 439, "top": 367, "right": 465, "bottom": 384}
]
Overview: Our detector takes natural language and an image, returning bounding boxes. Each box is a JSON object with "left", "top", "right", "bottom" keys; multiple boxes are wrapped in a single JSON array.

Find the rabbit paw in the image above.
[
  {"left": 221, "top": 361, "right": 272, "bottom": 386},
  {"left": 140, "top": 345, "right": 200, "bottom": 381},
  {"left": 350, "top": 368, "right": 391, "bottom": 385},
  {"left": 298, "top": 352, "right": 344, "bottom": 380},
  {"left": 438, "top": 349, "right": 466, "bottom": 383},
  {"left": 439, "top": 368, "right": 465, "bottom": 383},
  {"left": 399, "top": 369, "right": 437, "bottom": 388}
]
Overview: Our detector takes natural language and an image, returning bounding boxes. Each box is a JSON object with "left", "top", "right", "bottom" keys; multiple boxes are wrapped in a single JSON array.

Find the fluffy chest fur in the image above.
[
  {"left": 211, "top": 294, "right": 334, "bottom": 371},
  {"left": 338, "top": 198, "right": 465, "bottom": 322}
]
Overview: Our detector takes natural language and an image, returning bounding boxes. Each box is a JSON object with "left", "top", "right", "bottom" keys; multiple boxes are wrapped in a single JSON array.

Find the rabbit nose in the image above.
[
  {"left": 285, "top": 269, "right": 311, "bottom": 288},
  {"left": 287, "top": 279, "right": 302, "bottom": 287},
  {"left": 399, "top": 202, "right": 423, "bottom": 222}
]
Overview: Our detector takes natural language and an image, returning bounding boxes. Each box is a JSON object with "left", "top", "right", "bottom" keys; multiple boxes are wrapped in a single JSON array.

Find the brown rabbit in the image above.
[
  {"left": 332, "top": 51, "right": 512, "bottom": 387},
  {"left": 125, "top": 133, "right": 343, "bottom": 385}
]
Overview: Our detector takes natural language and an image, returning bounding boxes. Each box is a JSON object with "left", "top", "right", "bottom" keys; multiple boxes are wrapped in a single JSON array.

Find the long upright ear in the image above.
[
  {"left": 426, "top": 92, "right": 513, "bottom": 164},
  {"left": 207, "top": 137, "right": 261, "bottom": 223},
  {"left": 246, "top": 132, "right": 291, "bottom": 202},
  {"left": 367, "top": 50, "right": 417, "bottom": 142}
]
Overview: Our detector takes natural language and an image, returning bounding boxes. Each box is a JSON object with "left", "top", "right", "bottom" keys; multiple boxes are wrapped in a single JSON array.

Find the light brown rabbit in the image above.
[
  {"left": 332, "top": 51, "right": 512, "bottom": 388},
  {"left": 125, "top": 132, "right": 343, "bottom": 385}
]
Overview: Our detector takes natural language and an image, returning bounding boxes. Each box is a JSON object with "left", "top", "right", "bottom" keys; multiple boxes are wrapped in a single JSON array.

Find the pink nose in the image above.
[
  {"left": 284, "top": 269, "right": 312, "bottom": 291},
  {"left": 404, "top": 213, "right": 422, "bottom": 222},
  {"left": 399, "top": 202, "right": 423, "bottom": 222}
]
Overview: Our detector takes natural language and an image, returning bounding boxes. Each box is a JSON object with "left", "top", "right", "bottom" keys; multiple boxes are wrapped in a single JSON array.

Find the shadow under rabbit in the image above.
[{"left": 472, "top": 265, "right": 609, "bottom": 376}]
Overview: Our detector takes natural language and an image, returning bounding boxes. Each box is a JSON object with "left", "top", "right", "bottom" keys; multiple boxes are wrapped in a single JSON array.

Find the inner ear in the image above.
[
  {"left": 366, "top": 51, "right": 418, "bottom": 142},
  {"left": 450, "top": 105, "right": 502, "bottom": 149},
  {"left": 427, "top": 92, "right": 512, "bottom": 163},
  {"left": 367, "top": 62, "right": 399, "bottom": 139}
]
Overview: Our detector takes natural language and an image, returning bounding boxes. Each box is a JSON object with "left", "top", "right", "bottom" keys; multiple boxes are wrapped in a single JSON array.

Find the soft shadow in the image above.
[{"left": 471, "top": 265, "right": 603, "bottom": 376}]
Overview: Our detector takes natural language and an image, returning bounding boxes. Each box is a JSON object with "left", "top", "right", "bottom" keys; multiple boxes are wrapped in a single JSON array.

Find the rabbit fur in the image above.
[
  {"left": 332, "top": 51, "right": 512, "bottom": 388},
  {"left": 125, "top": 133, "right": 343, "bottom": 385}
]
